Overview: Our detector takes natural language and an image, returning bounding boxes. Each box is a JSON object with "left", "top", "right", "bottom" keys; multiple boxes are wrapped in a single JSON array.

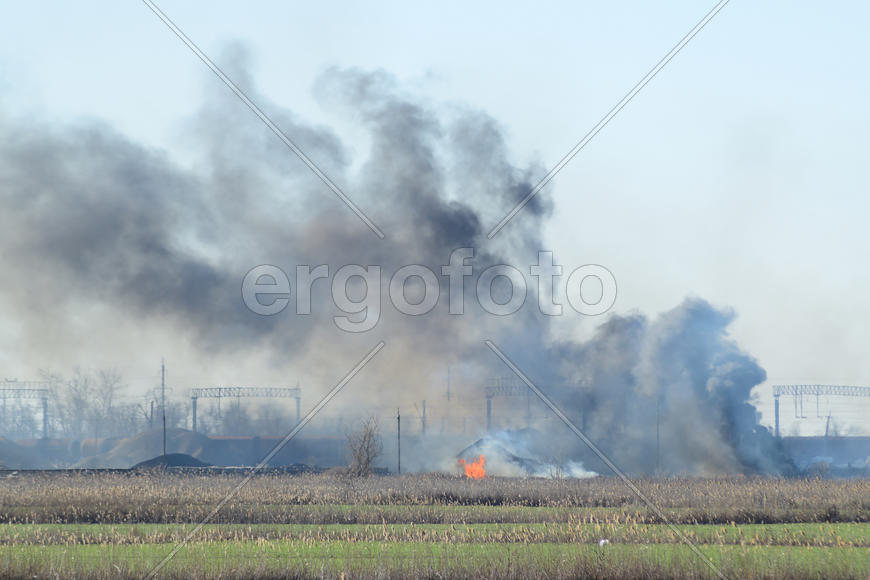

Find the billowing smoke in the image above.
[
  {"left": 545, "top": 299, "right": 794, "bottom": 475},
  {"left": 0, "top": 47, "right": 788, "bottom": 474},
  {"left": 0, "top": 55, "right": 546, "bottom": 383}
]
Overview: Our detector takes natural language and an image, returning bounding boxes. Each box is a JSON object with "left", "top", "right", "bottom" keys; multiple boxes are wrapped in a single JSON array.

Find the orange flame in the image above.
[{"left": 459, "top": 455, "right": 486, "bottom": 479}]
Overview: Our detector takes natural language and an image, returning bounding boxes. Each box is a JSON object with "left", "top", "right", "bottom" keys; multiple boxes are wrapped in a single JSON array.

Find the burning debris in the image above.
[
  {"left": 458, "top": 429, "right": 597, "bottom": 478},
  {"left": 458, "top": 455, "right": 486, "bottom": 479}
]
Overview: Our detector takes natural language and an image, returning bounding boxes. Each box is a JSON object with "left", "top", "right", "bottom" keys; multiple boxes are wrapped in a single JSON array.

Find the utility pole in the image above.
[
  {"left": 42, "top": 395, "right": 49, "bottom": 438},
  {"left": 397, "top": 408, "right": 402, "bottom": 473},
  {"left": 446, "top": 367, "right": 451, "bottom": 402},
  {"left": 295, "top": 381, "right": 302, "bottom": 424},
  {"left": 421, "top": 400, "right": 426, "bottom": 436},
  {"left": 161, "top": 360, "right": 166, "bottom": 463},
  {"left": 655, "top": 400, "right": 661, "bottom": 474},
  {"left": 525, "top": 394, "right": 532, "bottom": 427},
  {"left": 773, "top": 393, "right": 780, "bottom": 438}
]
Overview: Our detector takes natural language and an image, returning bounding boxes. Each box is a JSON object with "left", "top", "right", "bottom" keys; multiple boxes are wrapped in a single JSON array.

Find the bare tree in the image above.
[
  {"left": 257, "top": 402, "right": 290, "bottom": 436},
  {"left": 64, "top": 369, "right": 92, "bottom": 440},
  {"left": 41, "top": 369, "right": 142, "bottom": 440},
  {"left": 346, "top": 417, "right": 382, "bottom": 477},
  {"left": 221, "top": 400, "right": 253, "bottom": 435},
  {"left": 92, "top": 369, "right": 123, "bottom": 438},
  {"left": 10, "top": 399, "right": 39, "bottom": 438},
  {"left": 143, "top": 386, "right": 191, "bottom": 432}
]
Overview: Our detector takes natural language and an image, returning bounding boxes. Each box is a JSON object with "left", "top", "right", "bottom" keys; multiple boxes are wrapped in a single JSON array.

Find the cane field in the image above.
[{"left": 0, "top": 471, "right": 868, "bottom": 579}]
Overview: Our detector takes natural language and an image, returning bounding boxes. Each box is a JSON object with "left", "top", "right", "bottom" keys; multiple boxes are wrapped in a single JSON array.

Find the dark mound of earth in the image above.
[{"left": 132, "top": 453, "right": 211, "bottom": 469}]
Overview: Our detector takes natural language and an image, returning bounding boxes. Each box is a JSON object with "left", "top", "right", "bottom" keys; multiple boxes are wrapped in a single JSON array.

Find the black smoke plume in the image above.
[{"left": 0, "top": 49, "right": 788, "bottom": 474}]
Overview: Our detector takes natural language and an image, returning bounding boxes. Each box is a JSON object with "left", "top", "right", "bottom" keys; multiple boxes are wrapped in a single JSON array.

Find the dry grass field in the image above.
[{"left": 0, "top": 471, "right": 868, "bottom": 578}]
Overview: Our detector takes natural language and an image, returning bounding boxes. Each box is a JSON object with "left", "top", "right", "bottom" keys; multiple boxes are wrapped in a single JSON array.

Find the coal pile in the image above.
[{"left": 132, "top": 453, "right": 211, "bottom": 469}]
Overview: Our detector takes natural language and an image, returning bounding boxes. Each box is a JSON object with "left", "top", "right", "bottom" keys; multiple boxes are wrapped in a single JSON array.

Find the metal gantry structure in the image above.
[
  {"left": 190, "top": 386, "right": 302, "bottom": 432},
  {"left": 0, "top": 380, "right": 52, "bottom": 438},
  {"left": 485, "top": 376, "right": 532, "bottom": 431},
  {"left": 772, "top": 384, "right": 870, "bottom": 437}
]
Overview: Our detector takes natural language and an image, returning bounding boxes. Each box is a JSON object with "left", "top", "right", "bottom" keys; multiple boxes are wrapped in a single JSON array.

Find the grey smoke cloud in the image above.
[
  {"left": 0, "top": 49, "right": 788, "bottom": 474},
  {"left": 548, "top": 298, "right": 792, "bottom": 475}
]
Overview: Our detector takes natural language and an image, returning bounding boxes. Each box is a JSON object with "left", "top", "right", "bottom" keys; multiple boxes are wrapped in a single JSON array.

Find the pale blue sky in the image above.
[{"left": 1, "top": 1, "right": 868, "bottom": 434}]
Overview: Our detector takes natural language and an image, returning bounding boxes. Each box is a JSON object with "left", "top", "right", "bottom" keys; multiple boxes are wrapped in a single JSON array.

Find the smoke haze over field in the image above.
[
  {"left": 549, "top": 299, "right": 792, "bottom": 475},
  {"left": 0, "top": 51, "right": 789, "bottom": 474},
  {"left": 0, "top": 56, "right": 547, "bottom": 381}
]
